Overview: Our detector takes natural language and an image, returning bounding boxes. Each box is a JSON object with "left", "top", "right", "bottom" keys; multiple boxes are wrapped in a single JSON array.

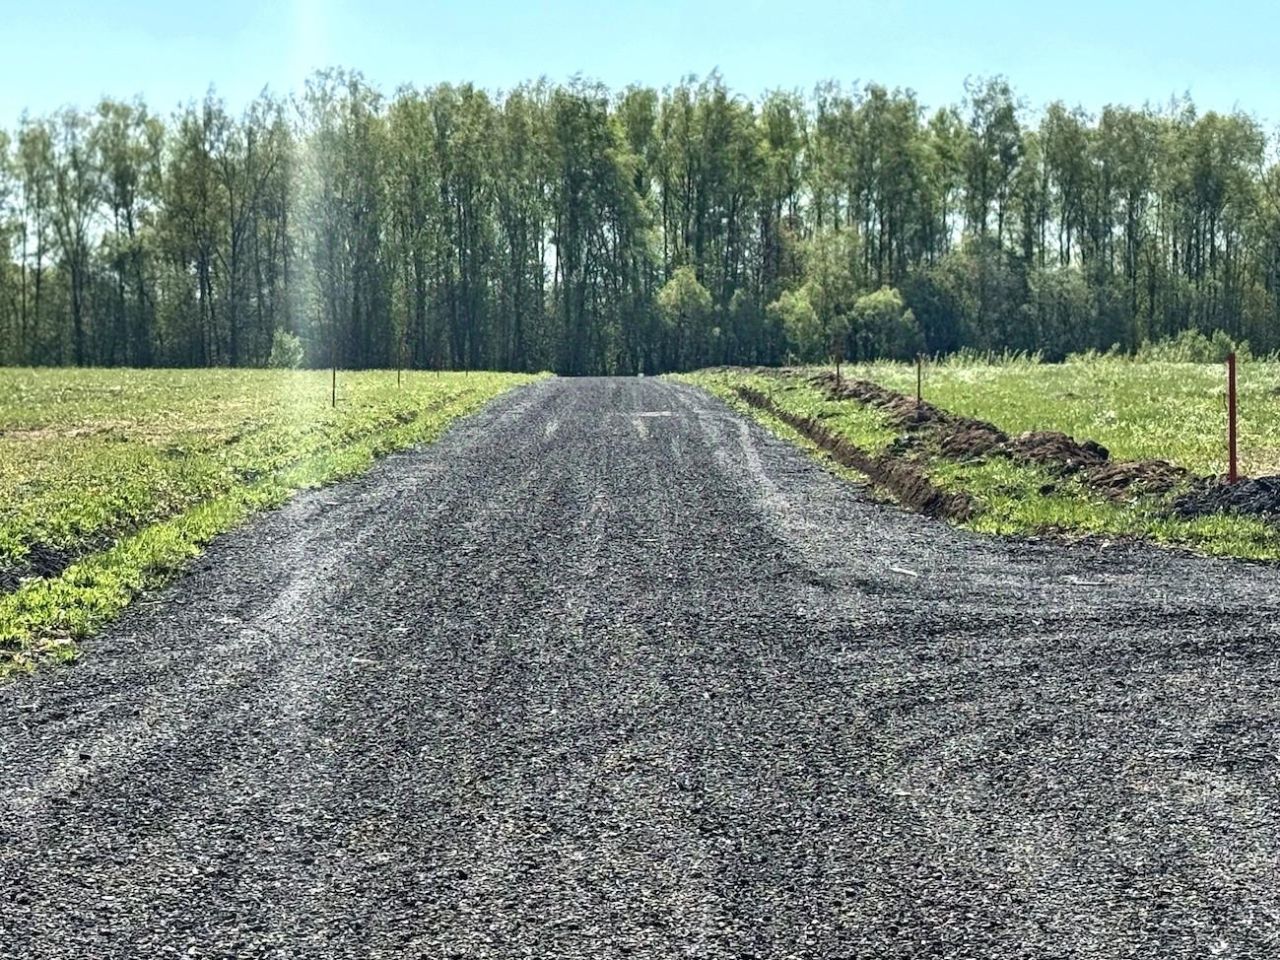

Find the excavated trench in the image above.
[
  {"left": 813, "top": 373, "right": 1192, "bottom": 498},
  {"left": 733, "top": 385, "right": 976, "bottom": 521},
  {"left": 743, "top": 372, "right": 1280, "bottom": 529}
]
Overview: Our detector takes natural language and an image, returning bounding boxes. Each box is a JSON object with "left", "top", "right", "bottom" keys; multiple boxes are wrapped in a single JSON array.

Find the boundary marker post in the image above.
[{"left": 1227, "top": 351, "right": 1239, "bottom": 484}]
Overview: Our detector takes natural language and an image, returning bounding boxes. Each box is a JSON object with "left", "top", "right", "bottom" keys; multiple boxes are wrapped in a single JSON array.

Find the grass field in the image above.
[
  {"left": 839, "top": 357, "right": 1280, "bottom": 478},
  {"left": 0, "top": 368, "right": 540, "bottom": 673},
  {"left": 681, "top": 361, "right": 1280, "bottom": 561}
]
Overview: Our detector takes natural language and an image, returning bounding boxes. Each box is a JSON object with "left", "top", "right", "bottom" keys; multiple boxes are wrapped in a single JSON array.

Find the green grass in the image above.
[
  {"left": 835, "top": 357, "right": 1280, "bottom": 477},
  {"left": 0, "top": 368, "right": 541, "bottom": 674},
  {"left": 679, "top": 365, "right": 1280, "bottom": 561}
]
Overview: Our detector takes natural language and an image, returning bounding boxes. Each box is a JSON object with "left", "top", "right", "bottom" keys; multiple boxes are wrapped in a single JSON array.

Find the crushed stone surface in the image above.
[{"left": 2, "top": 377, "right": 1279, "bottom": 958}]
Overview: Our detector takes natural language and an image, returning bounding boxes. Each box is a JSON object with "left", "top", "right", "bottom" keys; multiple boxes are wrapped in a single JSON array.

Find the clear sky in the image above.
[{"left": 4, "top": 0, "right": 1278, "bottom": 125}]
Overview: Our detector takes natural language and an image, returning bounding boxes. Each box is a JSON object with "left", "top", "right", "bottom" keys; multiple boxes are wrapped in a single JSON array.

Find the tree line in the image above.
[{"left": 1, "top": 71, "right": 1278, "bottom": 374}]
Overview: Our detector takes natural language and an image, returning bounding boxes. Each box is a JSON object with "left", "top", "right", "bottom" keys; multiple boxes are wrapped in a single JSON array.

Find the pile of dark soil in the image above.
[
  {"left": 1172, "top": 475, "right": 1280, "bottom": 520},
  {"left": 818, "top": 374, "right": 969, "bottom": 431},
  {"left": 1006, "top": 431, "right": 1108, "bottom": 472},
  {"left": 0, "top": 543, "right": 81, "bottom": 595},
  {"left": 1088, "top": 460, "right": 1189, "bottom": 496},
  {"left": 812, "top": 372, "right": 1189, "bottom": 497},
  {"left": 736, "top": 386, "right": 976, "bottom": 520},
  {"left": 938, "top": 423, "right": 1007, "bottom": 459}
]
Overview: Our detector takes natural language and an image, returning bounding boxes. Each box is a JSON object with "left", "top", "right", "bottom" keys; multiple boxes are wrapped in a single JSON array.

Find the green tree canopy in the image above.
[{"left": 1, "top": 72, "right": 1278, "bottom": 371}]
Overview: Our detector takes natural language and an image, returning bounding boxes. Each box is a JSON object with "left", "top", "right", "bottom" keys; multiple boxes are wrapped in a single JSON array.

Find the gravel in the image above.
[{"left": 2, "top": 376, "right": 1279, "bottom": 958}]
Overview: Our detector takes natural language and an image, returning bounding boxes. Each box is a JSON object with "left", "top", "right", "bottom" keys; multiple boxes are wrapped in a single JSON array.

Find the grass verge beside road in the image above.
[
  {"left": 680, "top": 366, "right": 1279, "bottom": 562},
  {"left": 0, "top": 369, "right": 541, "bottom": 675}
]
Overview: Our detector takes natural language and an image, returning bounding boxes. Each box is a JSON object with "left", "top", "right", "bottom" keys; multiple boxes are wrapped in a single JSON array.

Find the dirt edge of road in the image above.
[
  {"left": 734, "top": 385, "right": 977, "bottom": 521},
  {"left": 729, "top": 370, "right": 1280, "bottom": 552}
]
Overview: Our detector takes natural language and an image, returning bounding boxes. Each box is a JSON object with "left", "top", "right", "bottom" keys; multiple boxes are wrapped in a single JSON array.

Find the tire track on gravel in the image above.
[{"left": 2, "top": 377, "right": 1279, "bottom": 959}]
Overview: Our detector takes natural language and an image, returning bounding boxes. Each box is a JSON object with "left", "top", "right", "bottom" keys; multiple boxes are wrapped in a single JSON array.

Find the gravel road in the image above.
[{"left": 2, "top": 377, "right": 1279, "bottom": 958}]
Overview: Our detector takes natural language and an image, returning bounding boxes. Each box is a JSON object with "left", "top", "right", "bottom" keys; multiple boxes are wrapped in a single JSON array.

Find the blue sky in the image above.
[{"left": 4, "top": 0, "right": 1278, "bottom": 124}]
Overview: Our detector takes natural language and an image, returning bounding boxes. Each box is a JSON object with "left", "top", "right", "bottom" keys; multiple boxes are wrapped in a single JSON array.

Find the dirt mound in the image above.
[
  {"left": 1086, "top": 460, "right": 1189, "bottom": 496},
  {"left": 737, "top": 386, "right": 976, "bottom": 521},
  {"left": 823, "top": 376, "right": 1101, "bottom": 468},
  {"left": 939, "top": 423, "right": 1008, "bottom": 459},
  {"left": 1173, "top": 475, "right": 1280, "bottom": 520},
  {"left": 814, "top": 373, "right": 964, "bottom": 430},
  {"left": 817, "top": 373, "right": 1109, "bottom": 477},
  {"left": 1006, "top": 431, "right": 1108, "bottom": 473},
  {"left": 817, "top": 373, "right": 1013, "bottom": 461},
  {"left": 812, "top": 373, "right": 1195, "bottom": 501}
]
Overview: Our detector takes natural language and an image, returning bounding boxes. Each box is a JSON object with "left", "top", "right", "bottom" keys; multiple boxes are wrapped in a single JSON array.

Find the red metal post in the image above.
[{"left": 1227, "top": 351, "right": 1238, "bottom": 485}]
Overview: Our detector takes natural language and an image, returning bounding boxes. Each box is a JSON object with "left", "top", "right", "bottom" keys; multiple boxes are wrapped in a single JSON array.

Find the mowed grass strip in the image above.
[
  {"left": 680, "top": 366, "right": 1280, "bottom": 561},
  {"left": 0, "top": 369, "right": 541, "bottom": 674}
]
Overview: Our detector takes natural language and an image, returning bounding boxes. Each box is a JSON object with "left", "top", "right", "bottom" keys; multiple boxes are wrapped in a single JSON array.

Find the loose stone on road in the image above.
[{"left": 2, "top": 377, "right": 1278, "bottom": 958}]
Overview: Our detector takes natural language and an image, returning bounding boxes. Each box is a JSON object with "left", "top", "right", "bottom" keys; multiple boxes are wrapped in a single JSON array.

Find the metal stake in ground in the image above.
[
  {"left": 831, "top": 335, "right": 844, "bottom": 389},
  {"left": 916, "top": 354, "right": 923, "bottom": 406},
  {"left": 1227, "top": 351, "right": 1239, "bottom": 484}
]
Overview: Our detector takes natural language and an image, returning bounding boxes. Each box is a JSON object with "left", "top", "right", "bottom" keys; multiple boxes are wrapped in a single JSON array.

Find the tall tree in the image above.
[
  {"left": 5, "top": 71, "right": 1280, "bottom": 371},
  {"left": 48, "top": 109, "right": 99, "bottom": 365}
]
